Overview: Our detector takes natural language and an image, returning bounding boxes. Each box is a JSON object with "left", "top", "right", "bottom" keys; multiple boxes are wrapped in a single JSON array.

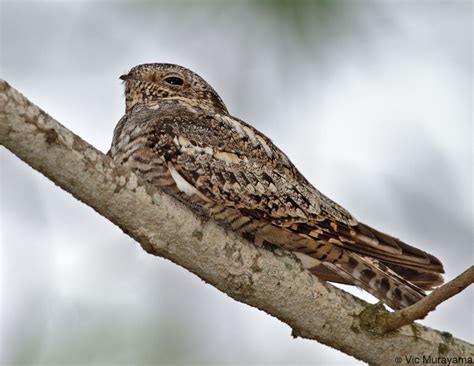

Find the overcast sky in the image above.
[{"left": 1, "top": 1, "right": 472, "bottom": 365}]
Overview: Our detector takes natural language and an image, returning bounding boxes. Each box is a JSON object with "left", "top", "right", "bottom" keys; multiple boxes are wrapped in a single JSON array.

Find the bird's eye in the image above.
[{"left": 163, "top": 76, "right": 184, "bottom": 86}]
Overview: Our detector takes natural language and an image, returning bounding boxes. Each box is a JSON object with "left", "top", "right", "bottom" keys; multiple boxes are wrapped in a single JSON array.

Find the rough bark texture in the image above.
[{"left": 0, "top": 79, "right": 472, "bottom": 365}]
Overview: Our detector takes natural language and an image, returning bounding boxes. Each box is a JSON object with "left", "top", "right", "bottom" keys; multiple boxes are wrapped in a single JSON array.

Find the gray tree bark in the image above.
[{"left": 0, "top": 79, "right": 472, "bottom": 365}]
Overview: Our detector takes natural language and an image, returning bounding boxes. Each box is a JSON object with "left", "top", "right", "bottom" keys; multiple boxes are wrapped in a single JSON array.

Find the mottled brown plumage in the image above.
[{"left": 110, "top": 63, "right": 444, "bottom": 309}]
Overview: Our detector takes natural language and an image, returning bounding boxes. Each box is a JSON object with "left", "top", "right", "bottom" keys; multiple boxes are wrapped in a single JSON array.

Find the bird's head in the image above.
[{"left": 120, "top": 63, "right": 228, "bottom": 114}]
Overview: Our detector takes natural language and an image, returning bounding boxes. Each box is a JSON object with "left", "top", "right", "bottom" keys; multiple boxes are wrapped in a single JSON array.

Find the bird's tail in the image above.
[
  {"left": 295, "top": 241, "right": 427, "bottom": 309},
  {"left": 299, "top": 220, "right": 444, "bottom": 309},
  {"left": 321, "top": 252, "right": 427, "bottom": 309}
]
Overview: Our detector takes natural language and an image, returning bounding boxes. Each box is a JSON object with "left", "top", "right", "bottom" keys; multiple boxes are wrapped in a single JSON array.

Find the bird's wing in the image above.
[
  {"left": 132, "top": 101, "right": 444, "bottom": 308},
  {"left": 145, "top": 100, "right": 355, "bottom": 223}
]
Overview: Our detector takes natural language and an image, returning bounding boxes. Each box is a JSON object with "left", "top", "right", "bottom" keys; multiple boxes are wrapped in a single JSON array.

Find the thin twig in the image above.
[{"left": 380, "top": 266, "right": 474, "bottom": 332}]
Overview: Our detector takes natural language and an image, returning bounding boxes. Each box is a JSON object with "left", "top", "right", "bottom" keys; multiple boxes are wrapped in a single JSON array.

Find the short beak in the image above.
[{"left": 119, "top": 74, "right": 132, "bottom": 81}]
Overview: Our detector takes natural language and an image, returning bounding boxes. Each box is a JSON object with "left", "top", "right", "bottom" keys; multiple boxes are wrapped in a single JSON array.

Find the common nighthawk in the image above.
[{"left": 110, "top": 63, "right": 444, "bottom": 309}]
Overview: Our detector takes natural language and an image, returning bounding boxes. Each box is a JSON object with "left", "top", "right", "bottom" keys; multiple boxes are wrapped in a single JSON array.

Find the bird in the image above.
[{"left": 109, "top": 63, "right": 444, "bottom": 310}]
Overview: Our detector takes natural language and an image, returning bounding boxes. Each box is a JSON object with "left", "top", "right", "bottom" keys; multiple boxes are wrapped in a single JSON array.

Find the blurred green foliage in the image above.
[{"left": 255, "top": 0, "right": 348, "bottom": 31}]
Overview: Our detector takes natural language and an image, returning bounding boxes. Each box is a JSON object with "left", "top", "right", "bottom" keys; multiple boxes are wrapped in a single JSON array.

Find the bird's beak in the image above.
[{"left": 119, "top": 74, "right": 132, "bottom": 81}]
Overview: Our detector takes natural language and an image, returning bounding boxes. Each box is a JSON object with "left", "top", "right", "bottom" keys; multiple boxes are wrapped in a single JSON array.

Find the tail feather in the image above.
[
  {"left": 304, "top": 220, "right": 445, "bottom": 296},
  {"left": 327, "top": 253, "right": 426, "bottom": 309},
  {"left": 235, "top": 214, "right": 443, "bottom": 309},
  {"left": 356, "top": 222, "right": 445, "bottom": 274},
  {"left": 296, "top": 247, "right": 426, "bottom": 309},
  {"left": 384, "top": 263, "right": 444, "bottom": 290}
]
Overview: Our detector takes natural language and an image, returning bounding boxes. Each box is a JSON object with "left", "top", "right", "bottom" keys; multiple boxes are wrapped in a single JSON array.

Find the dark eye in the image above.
[{"left": 163, "top": 76, "right": 184, "bottom": 86}]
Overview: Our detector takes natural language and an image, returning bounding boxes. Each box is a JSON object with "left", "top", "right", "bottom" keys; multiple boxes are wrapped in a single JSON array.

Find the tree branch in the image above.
[
  {"left": 1, "top": 79, "right": 472, "bottom": 365},
  {"left": 377, "top": 266, "right": 474, "bottom": 332}
]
